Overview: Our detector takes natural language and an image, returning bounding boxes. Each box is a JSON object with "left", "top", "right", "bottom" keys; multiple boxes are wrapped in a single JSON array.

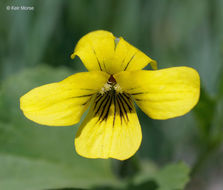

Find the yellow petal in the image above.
[
  {"left": 20, "top": 71, "right": 109, "bottom": 126},
  {"left": 114, "top": 67, "right": 200, "bottom": 119},
  {"left": 71, "top": 30, "right": 156, "bottom": 74},
  {"left": 75, "top": 92, "right": 142, "bottom": 160},
  {"left": 112, "top": 37, "right": 157, "bottom": 71}
]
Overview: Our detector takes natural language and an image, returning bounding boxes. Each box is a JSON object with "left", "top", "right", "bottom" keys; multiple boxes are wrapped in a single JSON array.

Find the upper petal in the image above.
[
  {"left": 71, "top": 30, "right": 156, "bottom": 74},
  {"left": 20, "top": 71, "right": 109, "bottom": 126},
  {"left": 75, "top": 92, "right": 142, "bottom": 160},
  {"left": 114, "top": 67, "right": 200, "bottom": 119}
]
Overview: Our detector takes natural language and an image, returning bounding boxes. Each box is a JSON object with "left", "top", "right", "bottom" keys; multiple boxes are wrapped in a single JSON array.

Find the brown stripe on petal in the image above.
[
  {"left": 124, "top": 52, "right": 137, "bottom": 71},
  {"left": 93, "top": 91, "right": 134, "bottom": 125},
  {"left": 92, "top": 49, "right": 102, "bottom": 71}
]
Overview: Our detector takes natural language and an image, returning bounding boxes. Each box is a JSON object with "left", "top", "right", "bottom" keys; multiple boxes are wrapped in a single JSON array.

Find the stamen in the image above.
[{"left": 100, "top": 75, "right": 123, "bottom": 94}]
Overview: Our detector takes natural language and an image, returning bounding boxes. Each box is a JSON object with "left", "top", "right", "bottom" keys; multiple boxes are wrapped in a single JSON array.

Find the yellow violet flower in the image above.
[{"left": 20, "top": 30, "right": 200, "bottom": 160}]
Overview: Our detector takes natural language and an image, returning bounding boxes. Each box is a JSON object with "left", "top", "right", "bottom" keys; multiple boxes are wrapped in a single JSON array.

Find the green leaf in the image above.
[
  {"left": 0, "top": 65, "right": 121, "bottom": 190},
  {"left": 154, "top": 162, "right": 190, "bottom": 190}
]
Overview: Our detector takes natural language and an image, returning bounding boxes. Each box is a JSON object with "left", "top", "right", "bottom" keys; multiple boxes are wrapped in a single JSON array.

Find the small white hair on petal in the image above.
[
  {"left": 114, "top": 84, "right": 123, "bottom": 93},
  {"left": 100, "top": 83, "right": 112, "bottom": 94}
]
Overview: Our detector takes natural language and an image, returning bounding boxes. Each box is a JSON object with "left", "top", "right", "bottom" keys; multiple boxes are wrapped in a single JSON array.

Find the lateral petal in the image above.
[
  {"left": 75, "top": 93, "right": 142, "bottom": 160},
  {"left": 114, "top": 67, "right": 200, "bottom": 119},
  {"left": 20, "top": 71, "right": 109, "bottom": 126},
  {"left": 71, "top": 30, "right": 156, "bottom": 74}
]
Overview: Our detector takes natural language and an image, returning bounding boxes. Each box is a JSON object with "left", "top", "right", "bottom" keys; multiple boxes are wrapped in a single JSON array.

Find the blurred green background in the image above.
[{"left": 0, "top": 0, "right": 223, "bottom": 190}]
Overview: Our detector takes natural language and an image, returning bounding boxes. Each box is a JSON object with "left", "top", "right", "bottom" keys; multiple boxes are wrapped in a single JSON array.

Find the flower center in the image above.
[
  {"left": 96, "top": 77, "right": 133, "bottom": 125},
  {"left": 95, "top": 86, "right": 133, "bottom": 125},
  {"left": 100, "top": 75, "right": 123, "bottom": 94}
]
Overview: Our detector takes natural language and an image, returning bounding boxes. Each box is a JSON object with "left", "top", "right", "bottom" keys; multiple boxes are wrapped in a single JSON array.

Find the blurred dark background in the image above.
[{"left": 0, "top": 0, "right": 223, "bottom": 190}]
